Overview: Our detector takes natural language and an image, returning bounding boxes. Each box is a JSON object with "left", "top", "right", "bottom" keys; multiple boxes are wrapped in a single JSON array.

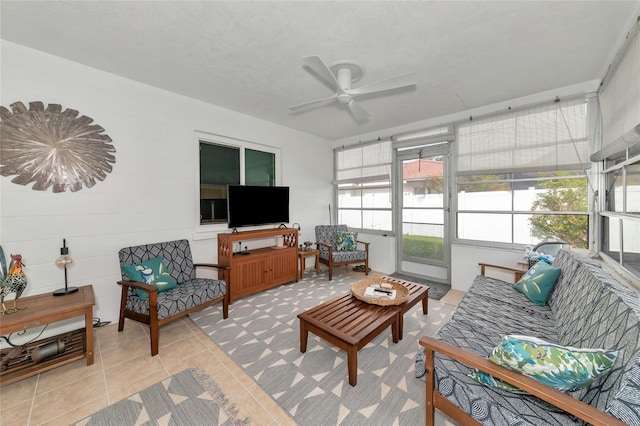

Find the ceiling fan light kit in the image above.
[{"left": 288, "top": 56, "right": 416, "bottom": 123}]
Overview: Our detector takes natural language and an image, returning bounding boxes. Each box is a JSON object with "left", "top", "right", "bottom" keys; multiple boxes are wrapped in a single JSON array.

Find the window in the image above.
[
  {"left": 200, "top": 143, "right": 240, "bottom": 224},
  {"left": 198, "top": 133, "right": 278, "bottom": 226},
  {"left": 335, "top": 139, "right": 392, "bottom": 232},
  {"left": 601, "top": 158, "right": 640, "bottom": 279},
  {"left": 245, "top": 149, "right": 275, "bottom": 186},
  {"left": 456, "top": 98, "right": 590, "bottom": 248},
  {"left": 596, "top": 18, "right": 640, "bottom": 282}
]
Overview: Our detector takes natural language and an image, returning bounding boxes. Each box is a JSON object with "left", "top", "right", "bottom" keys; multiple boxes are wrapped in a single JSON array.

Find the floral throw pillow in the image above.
[
  {"left": 469, "top": 369, "right": 526, "bottom": 393},
  {"left": 120, "top": 256, "right": 178, "bottom": 300},
  {"left": 336, "top": 231, "right": 358, "bottom": 251},
  {"left": 470, "top": 335, "right": 618, "bottom": 393}
]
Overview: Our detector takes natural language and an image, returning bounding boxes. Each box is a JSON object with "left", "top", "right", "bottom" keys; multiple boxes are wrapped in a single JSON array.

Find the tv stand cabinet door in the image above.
[
  {"left": 269, "top": 249, "right": 297, "bottom": 286},
  {"left": 231, "top": 255, "right": 269, "bottom": 302}
]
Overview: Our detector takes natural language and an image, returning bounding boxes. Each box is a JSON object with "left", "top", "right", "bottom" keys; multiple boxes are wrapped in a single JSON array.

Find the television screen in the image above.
[{"left": 227, "top": 185, "right": 289, "bottom": 228}]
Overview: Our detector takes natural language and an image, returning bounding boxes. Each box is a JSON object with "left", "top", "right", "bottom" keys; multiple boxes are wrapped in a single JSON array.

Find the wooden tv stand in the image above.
[{"left": 218, "top": 228, "right": 298, "bottom": 302}]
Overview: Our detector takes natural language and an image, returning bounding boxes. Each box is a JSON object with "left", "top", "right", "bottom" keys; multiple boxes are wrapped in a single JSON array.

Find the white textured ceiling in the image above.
[{"left": 1, "top": 1, "right": 639, "bottom": 141}]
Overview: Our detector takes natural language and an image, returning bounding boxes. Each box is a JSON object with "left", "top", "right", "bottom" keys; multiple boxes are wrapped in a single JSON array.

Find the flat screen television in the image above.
[{"left": 227, "top": 185, "right": 289, "bottom": 229}]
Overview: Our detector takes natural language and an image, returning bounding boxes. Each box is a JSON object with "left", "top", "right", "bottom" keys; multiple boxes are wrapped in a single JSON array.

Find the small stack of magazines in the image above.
[{"left": 363, "top": 284, "right": 397, "bottom": 300}]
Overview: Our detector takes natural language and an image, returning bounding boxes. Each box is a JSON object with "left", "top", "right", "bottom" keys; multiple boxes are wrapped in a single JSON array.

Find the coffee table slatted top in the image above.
[{"left": 300, "top": 294, "right": 399, "bottom": 346}]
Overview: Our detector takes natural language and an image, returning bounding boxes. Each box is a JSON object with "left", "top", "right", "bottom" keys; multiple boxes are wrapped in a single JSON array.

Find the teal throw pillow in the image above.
[
  {"left": 470, "top": 335, "right": 618, "bottom": 393},
  {"left": 513, "top": 261, "right": 561, "bottom": 305},
  {"left": 120, "top": 256, "right": 178, "bottom": 300},
  {"left": 336, "top": 231, "right": 358, "bottom": 251}
]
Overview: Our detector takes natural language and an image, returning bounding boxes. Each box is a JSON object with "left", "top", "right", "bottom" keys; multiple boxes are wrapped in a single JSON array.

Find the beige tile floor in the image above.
[
  {"left": 0, "top": 270, "right": 463, "bottom": 426},
  {"left": 0, "top": 317, "right": 298, "bottom": 426}
]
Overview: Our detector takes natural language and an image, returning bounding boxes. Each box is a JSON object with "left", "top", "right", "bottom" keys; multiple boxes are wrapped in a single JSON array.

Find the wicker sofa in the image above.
[
  {"left": 117, "top": 239, "right": 229, "bottom": 356},
  {"left": 418, "top": 250, "right": 640, "bottom": 425}
]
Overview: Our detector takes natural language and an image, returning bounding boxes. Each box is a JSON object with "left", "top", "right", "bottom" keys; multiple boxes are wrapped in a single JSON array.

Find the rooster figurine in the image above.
[{"left": 0, "top": 254, "right": 28, "bottom": 315}]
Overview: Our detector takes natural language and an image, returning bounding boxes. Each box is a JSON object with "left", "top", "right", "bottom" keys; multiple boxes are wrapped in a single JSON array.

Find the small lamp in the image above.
[{"left": 53, "top": 238, "right": 78, "bottom": 296}]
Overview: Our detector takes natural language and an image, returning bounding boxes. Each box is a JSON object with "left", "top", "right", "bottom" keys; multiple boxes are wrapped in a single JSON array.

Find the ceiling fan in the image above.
[{"left": 288, "top": 56, "right": 416, "bottom": 122}]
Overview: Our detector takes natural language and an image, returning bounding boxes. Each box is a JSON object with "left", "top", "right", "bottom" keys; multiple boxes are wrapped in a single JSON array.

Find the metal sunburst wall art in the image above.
[{"left": 0, "top": 101, "right": 116, "bottom": 192}]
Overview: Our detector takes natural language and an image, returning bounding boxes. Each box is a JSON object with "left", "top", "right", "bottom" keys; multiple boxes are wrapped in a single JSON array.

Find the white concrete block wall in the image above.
[{"left": 0, "top": 41, "right": 333, "bottom": 342}]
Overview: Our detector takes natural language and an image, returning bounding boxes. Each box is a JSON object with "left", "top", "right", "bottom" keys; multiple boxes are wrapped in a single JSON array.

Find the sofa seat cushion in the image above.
[
  {"left": 465, "top": 275, "right": 555, "bottom": 323},
  {"left": 432, "top": 320, "right": 582, "bottom": 425},
  {"left": 126, "top": 278, "right": 226, "bottom": 320},
  {"left": 606, "top": 356, "right": 640, "bottom": 425},
  {"left": 454, "top": 289, "right": 556, "bottom": 337}
]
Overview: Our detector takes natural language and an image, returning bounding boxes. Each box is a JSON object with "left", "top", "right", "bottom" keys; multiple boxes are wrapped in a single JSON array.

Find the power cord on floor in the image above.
[{"left": 93, "top": 317, "right": 111, "bottom": 328}]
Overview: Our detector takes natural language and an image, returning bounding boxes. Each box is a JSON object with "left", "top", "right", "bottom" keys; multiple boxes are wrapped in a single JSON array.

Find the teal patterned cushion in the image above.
[
  {"left": 336, "top": 231, "right": 357, "bottom": 251},
  {"left": 121, "top": 256, "right": 178, "bottom": 300},
  {"left": 513, "top": 261, "right": 561, "bottom": 305},
  {"left": 476, "top": 335, "right": 618, "bottom": 393}
]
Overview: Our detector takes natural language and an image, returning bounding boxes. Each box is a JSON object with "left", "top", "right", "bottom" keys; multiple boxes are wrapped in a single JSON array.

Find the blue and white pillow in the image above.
[{"left": 120, "top": 256, "right": 178, "bottom": 299}]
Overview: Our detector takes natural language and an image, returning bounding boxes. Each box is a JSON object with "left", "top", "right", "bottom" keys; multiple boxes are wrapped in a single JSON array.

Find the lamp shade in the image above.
[{"left": 53, "top": 238, "right": 78, "bottom": 296}]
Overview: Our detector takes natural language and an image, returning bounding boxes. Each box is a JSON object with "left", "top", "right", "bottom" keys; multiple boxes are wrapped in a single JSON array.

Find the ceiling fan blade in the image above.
[
  {"left": 347, "top": 73, "right": 416, "bottom": 96},
  {"left": 302, "top": 56, "right": 343, "bottom": 93},
  {"left": 348, "top": 99, "right": 370, "bottom": 122},
  {"left": 288, "top": 95, "right": 337, "bottom": 112}
]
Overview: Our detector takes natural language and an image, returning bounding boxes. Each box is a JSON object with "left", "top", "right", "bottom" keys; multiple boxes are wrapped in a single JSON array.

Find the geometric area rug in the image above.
[
  {"left": 73, "top": 367, "right": 250, "bottom": 426},
  {"left": 190, "top": 270, "right": 456, "bottom": 426}
]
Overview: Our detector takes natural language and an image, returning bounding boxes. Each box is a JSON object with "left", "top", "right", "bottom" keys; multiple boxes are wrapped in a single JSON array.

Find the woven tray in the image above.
[{"left": 351, "top": 278, "right": 409, "bottom": 306}]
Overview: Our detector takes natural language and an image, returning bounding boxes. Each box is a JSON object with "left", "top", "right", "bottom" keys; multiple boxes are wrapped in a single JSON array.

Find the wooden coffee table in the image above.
[
  {"left": 297, "top": 277, "right": 429, "bottom": 386},
  {"left": 380, "top": 276, "right": 430, "bottom": 339}
]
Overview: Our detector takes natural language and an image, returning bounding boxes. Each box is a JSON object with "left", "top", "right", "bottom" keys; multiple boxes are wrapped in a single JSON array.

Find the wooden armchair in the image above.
[
  {"left": 315, "top": 225, "right": 369, "bottom": 280},
  {"left": 117, "top": 239, "right": 229, "bottom": 356}
]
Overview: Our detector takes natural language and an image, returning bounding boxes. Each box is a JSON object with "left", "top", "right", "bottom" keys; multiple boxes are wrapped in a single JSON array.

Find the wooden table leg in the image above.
[
  {"left": 421, "top": 291, "right": 429, "bottom": 315},
  {"left": 348, "top": 346, "right": 358, "bottom": 386},
  {"left": 398, "top": 312, "right": 404, "bottom": 341},
  {"left": 300, "top": 320, "right": 308, "bottom": 353},
  {"left": 299, "top": 255, "right": 304, "bottom": 280},
  {"left": 392, "top": 314, "right": 399, "bottom": 344},
  {"left": 84, "top": 306, "right": 94, "bottom": 365}
]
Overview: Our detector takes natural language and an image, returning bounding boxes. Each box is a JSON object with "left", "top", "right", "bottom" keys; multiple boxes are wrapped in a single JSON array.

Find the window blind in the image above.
[
  {"left": 335, "top": 139, "right": 392, "bottom": 183},
  {"left": 457, "top": 97, "right": 588, "bottom": 175},
  {"left": 594, "top": 18, "right": 640, "bottom": 161}
]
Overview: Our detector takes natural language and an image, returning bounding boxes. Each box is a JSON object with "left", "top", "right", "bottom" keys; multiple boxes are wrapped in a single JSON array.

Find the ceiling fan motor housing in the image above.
[{"left": 337, "top": 93, "right": 352, "bottom": 104}]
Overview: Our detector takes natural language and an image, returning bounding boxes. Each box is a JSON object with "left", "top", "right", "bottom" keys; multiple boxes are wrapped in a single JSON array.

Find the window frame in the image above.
[
  {"left": 453, "top": 97, "right": 592, "bottom": 249},
  {"left": 195, "top": 131, "right": 281, "bottom": 239},
  {"left": 455, "top": 171, "right": 590, "bottom": 247},
  {"left": 598, "top": 152, "right": 640, "bottom": 283},
  {"left": 334, "top": 139, "right": 393, "bottom": 234}
]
